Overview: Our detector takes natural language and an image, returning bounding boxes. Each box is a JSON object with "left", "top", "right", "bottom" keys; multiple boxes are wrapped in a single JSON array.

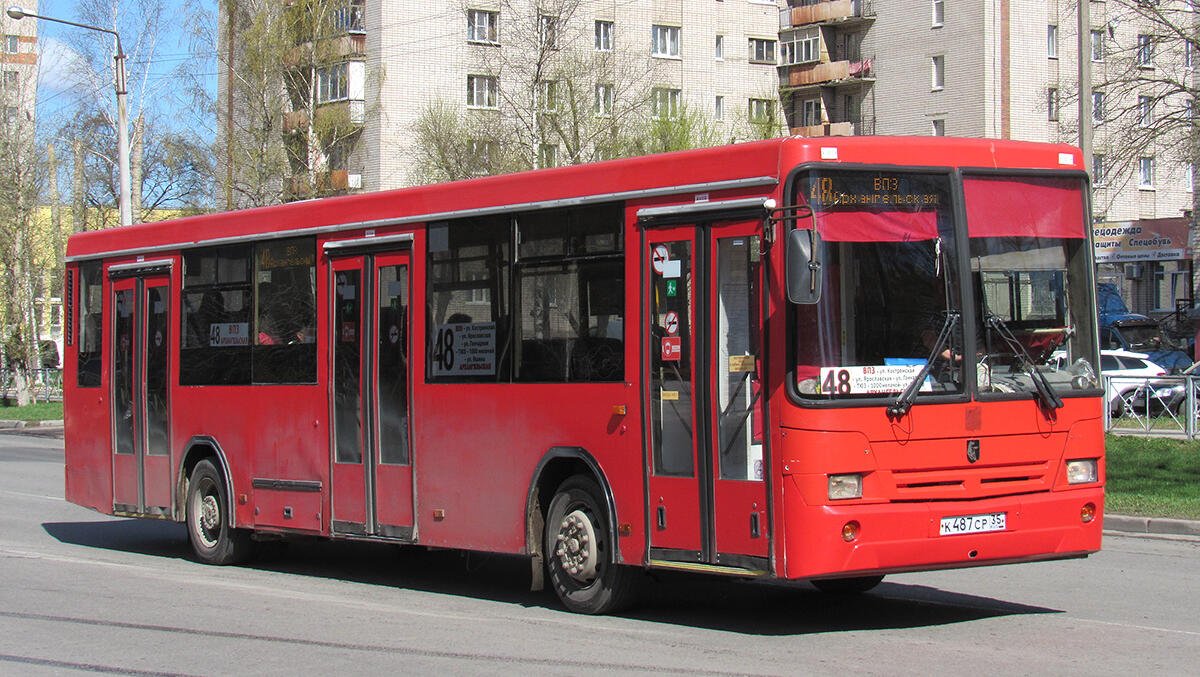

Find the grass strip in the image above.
[
  {"left": 0, "top": 401, "right": 64, "bottom": 422},
  {"left": 1105, "top": 434, "right": 1200, "bottom": 520}
]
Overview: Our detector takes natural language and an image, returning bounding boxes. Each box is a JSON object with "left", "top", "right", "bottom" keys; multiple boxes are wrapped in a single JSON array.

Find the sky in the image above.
[{"left": 30, "top": 0, "right": 217, "bottom": 141}]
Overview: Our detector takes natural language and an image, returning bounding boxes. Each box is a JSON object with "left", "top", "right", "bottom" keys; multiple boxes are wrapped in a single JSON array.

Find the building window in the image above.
[
  {"left": 539, "top": 14, "right": 560, "bottom": 50},
  {"left": 749, "top": 38, "right": 777, "bottom": 64},
  {"left": 316, "top": 63, "right": 348, "bottom": 103},
  {"left": 594, "top": 83, "right": 613, "bottom": 116},
  {"left": 1152, "top": 261, "right": 1191, "bottom": 312},
  {"left": 467, "top": 74, "right": 498, "bottom": 108},
  {"left": 931, "top": 55, "right": 945, "bottom": 90},
  {"left": 1093, "top": 154, "right": 1105, "bottom": 185},
  {"left": 714, "top": 95, "right": 724, "bottom": 121},
  {"left": 539, "top": 80, "right": 559, "bottom": 112},
  {"left": 748, "top": 98, "right": 775, "bottom": 123},
  {"left": 1138, "top": 95, "right": 1152, "bottom": 126},
  {"left": 4, "top": 35, "right": 17, "bottom": 54},
  {"left": 595, "top": 20, "right": 613, "bottom": 51},
  {"left": 1188, "top": 42, "right": 1194, "bottom": 69},
  {"left": 1090, "top": 30, "right": 1103, "bottom": 61},
  {"left": 1048, "top": 87, "right": 1059, "bottom": 121},
  {"left": 801, "top": 99, "right": 821, "bottom": 126},
  {"left": 1137, "top": 34, "right": 1153, "bottom": 67},
  {"left": 1188, "top": 164, "right": 1194, "bottom": 192},
  {"left": 652, "top": 25, "right": 680, "bottom": 57},
  {"left": 652, "top": 87, "right": 681, "bottom": 119},
  {"left": 1092, "top": 91, "right": 1105, "bottom": 122},
  {"left": 715, "top": 34, "right": 724, "bottom": 60},
  {"left": 469, "top": 140, "right": 494, "bottom": 174},
  {"left": 932, "top": 0, "right": 944, "bottom": 27},
  {"left": 1139, "top": 156, "right": 1155, "bottom": 188},
  {"left": 1047, "top": 25, "right": 1057, "bottom": 58},
  {"left": 467, "top": 9, "right": 499, "bottom": 44},
  {"left": 781, "top": 27, "right": 820, "bottom": 65},
  {"left": 932, "top": 119, "right": 945, "bottom": 136}
]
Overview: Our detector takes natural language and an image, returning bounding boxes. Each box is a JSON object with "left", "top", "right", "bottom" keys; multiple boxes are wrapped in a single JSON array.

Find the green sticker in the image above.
[{"left": 666, "top": 279, "right": 678, "bottom": 297}]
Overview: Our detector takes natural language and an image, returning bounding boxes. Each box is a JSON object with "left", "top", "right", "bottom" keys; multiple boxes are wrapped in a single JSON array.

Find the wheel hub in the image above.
[
  {"left": 200, "top": 495, "right": 220, "bottom": 532},
  {"left": 555, "top": 509, "right": 599, "bottom": 582}
]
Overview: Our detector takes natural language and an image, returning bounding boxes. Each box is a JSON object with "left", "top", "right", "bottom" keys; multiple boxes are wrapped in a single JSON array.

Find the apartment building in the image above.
[
  {"left": 219, "top": 1, "right": 782, "bottom": 199},
  {"left": 0, "top": 0, "right": 38, "bottom": 129},
  {"left": 779, "top": 0, "right": 1196, "bottom": 318}
]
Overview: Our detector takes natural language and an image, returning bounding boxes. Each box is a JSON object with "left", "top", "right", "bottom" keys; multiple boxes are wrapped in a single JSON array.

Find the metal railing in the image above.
[
  {"left": 0, "top": 369, "right": 63, "bottom": 404},
  {"left": 1104, "top": 374, "right": 1200, "bottom": 438}
]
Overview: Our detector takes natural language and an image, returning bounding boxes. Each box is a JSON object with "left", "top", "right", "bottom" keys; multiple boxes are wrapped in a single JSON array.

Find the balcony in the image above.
[
  {"left": 781, "top": 56, "right": 874, "bottom": 91},
  {"left": 789, "top": 117, "right": 875, "bottom": 137},
  {"left": 289, "top": 169, "right": 362, "bottom": 198},
  {"left": 780, "top": 0, "right": 876, "bottom": 29},
  {"left": 284, "top": 33, "right": 366, "bottom": 67}
]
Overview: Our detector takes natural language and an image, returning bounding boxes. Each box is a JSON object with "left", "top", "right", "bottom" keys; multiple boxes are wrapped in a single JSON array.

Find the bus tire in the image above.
[
  {"left": 811, "top": 575, "right": 885, "bottom": 595},
  {"left": 544, "top": 476, "right": 638, "bottom": 615},
  {"left": 186, "top": 459, "right": 251, "bottom": 565}
]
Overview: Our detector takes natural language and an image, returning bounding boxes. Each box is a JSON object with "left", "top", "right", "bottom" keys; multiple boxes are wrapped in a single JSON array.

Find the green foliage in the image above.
[{"left": 1105, "top": 435, "right": 1200, "bottom": 519}]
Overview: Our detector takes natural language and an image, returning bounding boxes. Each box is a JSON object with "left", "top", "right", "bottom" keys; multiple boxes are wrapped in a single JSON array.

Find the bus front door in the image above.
[
  {"left": 111, "top": 274, "right": 172, "bottom": 516},
  {"left": 644, "top": 220, "right": 769, "bottom": 572},
  {"left": 330, "top": 251, "right": 415, "bottom": 539}
]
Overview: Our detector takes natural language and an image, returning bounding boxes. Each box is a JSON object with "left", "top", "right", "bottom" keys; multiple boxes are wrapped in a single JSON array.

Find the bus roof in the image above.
[{"left": 66, "top": 136, "right": 1083, "bottom": 261}]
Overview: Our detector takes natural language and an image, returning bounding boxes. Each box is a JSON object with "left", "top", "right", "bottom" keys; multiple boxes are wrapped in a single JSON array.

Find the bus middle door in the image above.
[
  {"left": 110, "top": 267, "right": 172, "bottom": 516},
  {"left": 329, "top": 244, "right": 415, "bottom": 539},
  {"left": 644, "top": 219, "right": 769, "bottom": 573}
]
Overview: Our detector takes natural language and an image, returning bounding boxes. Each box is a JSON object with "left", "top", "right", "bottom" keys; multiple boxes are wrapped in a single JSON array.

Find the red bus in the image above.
[{"left": 63, "top": 136, "right": 1104, "bottom": 614}]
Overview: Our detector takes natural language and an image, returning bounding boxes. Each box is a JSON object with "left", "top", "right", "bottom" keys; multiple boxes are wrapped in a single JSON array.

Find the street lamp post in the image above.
[{"left": 8, "top": 6, "right": 131, "bottom": 227}]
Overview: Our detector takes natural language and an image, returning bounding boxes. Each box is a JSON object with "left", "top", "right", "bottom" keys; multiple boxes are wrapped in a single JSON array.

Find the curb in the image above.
[
  {"left": 1105, "top": 514, "right": 1200, "bottom": 539},
  {"left": 0, "top": 419, "right": 63, "bottom": 429}
]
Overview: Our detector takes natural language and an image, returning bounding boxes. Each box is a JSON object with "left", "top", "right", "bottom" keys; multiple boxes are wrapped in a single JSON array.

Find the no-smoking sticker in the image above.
[
  {"left": 664, "top": 311, "right": 679, "bottom": 336},
  {"left": 652, "top": 245, "right": 669, "bottom": 274}
]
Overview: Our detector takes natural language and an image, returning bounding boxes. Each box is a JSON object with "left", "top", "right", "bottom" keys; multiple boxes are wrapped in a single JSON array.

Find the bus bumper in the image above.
[{"left": 780, "top": 486, "right": 1105, "bottom": 580}]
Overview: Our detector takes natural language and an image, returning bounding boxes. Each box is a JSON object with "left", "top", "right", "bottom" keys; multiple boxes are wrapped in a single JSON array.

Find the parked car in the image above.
[
  {"left": 1127, "top": 360, "right": 1200, "bottom": 417},
  {"left": 1101, "top": 349, "right": 1167, "bottom": 417}
]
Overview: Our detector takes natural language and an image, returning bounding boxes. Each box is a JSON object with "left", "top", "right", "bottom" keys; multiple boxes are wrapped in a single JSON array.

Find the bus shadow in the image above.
[{"left": 43, "top": 518, "right": 1060, "bottom": 635}]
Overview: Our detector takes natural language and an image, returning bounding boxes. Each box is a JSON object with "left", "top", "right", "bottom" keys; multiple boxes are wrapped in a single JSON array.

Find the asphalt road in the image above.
[{"left": 1, "top": 433, "right": 1198, "bottom": 676}]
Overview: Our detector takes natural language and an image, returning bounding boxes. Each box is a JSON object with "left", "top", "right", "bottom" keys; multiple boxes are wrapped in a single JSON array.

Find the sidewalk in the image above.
[{"left": 3, "top": 421, "right": 1197, "bottom": 539}]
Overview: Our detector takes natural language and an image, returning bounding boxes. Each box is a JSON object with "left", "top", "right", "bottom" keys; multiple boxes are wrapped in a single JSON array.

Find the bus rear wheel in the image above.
[
  {"left": 811, "top": 575, "right": 885, "bottom": 595},
  {"left": 544, "top": 476, "right": 639, "bottom": 615},
  {"left": 186, "top": 459, "right": 251, "bottom": 565}
]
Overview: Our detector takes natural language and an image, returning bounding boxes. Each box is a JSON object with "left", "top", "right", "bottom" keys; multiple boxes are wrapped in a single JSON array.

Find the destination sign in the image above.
[{"left": 808, "top": 175, "right": 941, "bottom": 208}]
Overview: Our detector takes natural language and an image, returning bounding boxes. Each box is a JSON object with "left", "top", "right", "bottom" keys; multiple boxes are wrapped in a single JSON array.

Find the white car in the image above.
[{"left": 1101, "top": 349, "right": 1167, "bottom": 416}]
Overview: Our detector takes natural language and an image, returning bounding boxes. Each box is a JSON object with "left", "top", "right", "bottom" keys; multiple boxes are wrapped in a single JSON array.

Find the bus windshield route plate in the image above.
[{"left": 939, "top": 512, "right": 1006, "bottom": 536}]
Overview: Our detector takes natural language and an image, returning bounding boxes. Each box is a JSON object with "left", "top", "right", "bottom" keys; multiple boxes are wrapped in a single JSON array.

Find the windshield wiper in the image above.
[
  {"left": 985, "top": 314, "right": 1064, "bottom": 410},
  {"left": 889, "top": 310, "right": 960, "bottom": 418}
]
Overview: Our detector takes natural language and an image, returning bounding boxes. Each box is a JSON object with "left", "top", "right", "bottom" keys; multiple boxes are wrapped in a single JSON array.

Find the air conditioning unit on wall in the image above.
[{"left": 1124, "top": 263, "right": 1144, "bottom": 279}]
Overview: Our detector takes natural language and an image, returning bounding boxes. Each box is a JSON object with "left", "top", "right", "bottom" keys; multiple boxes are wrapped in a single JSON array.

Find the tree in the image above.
[
  {"left": 0, "top": 92, "right": 46, "bottom": 404},
  {"left": 1073, "top": 1, "right": 1198, "bottom": 218},
  {"left": 209, "top": 0, "right": 375, "bottom": 207},
  {"left": 51, "top": 0, "right": 215, "bottom": 226}
]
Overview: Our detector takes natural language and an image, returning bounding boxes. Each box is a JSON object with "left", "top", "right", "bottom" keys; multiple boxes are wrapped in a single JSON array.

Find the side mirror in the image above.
[{"left": 786, "top": 228, "right": 822, "bottom": 304}]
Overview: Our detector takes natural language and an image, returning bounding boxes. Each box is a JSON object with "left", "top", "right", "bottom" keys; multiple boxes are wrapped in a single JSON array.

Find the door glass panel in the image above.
[
  {"left": 377, "top": 264, "right": 409, "bottom": 465},
  {"left": 716, "top": 237, "right": 764, "bottom": 481},
  {"left": 650, "top": 240, "right": 694, "bottom": 476},
  {"left": 145, "top": 286, "right": 170, "bottom": 456},
  {"left": 334, "top": 270, "right": 362, "bottom": 464},
  {"left": 113, "top": 289, "right": 135, "bottom": 455}
]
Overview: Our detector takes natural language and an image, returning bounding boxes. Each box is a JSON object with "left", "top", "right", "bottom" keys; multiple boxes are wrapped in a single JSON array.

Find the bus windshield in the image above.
[
  {"left": 793, "top": 170, "right": 964, "bottom": 400},
  {"left": 965, "top": 175, "right": 1099, "bottom": 397}
]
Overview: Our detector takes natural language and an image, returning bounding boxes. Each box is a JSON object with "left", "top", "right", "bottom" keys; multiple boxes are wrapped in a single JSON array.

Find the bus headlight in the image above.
[
  {"left": 828, "top": 473, "right": 863, "bottom": 500},
  {"left": 1066, "top": 459, "right": 1098, "bottom": 484}
]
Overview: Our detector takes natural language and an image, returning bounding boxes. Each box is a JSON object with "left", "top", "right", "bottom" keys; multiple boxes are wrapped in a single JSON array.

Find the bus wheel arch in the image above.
[
  {"left": 525, "top": 448, "right": 620, "bottom": 588},
  {"left": 177, "top": 436, "right": 236, "bottom": 528}
]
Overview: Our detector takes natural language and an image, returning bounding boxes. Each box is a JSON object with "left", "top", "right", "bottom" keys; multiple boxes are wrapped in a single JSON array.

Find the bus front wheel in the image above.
[
  {"left": 186, "top": 459, "right": 252, "bottom": 565},
  {"left": 544, "top": 476, "right": 639, "bottom": 614}
]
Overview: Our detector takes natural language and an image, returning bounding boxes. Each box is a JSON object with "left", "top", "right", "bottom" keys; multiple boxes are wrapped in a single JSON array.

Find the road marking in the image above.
[
  {"left": 0, "top": 489, "right": 62, "bottom": 501},
  {"left": 1072, "top": 616, "right": 1200, "bottom": 638}
]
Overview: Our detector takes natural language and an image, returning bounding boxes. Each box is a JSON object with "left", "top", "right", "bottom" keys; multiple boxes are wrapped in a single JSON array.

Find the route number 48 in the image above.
[{"left": 822, "top": 369, "right": 852, "bottom": 395}]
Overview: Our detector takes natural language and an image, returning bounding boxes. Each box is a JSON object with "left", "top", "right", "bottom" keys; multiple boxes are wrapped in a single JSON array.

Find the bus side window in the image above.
[{"left": 77, "top": 261, "right": 103, "bottom": 387}]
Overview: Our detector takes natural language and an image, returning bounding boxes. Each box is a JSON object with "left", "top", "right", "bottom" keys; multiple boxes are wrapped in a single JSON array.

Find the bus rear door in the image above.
[
  {"left": 110, "top": 265, "right": 172, "bottom": 516},
  {"left": 328, "top": 242, "right": 415, "bottom": 539},
  {"left": 644, "top": 219, "right": 769, "bottom": 572}
]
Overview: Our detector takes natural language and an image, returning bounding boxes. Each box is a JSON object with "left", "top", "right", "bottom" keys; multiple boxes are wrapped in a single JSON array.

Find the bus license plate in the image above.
[{"left": 939, "top": 512, "right": 1006, "bottom": 536}]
